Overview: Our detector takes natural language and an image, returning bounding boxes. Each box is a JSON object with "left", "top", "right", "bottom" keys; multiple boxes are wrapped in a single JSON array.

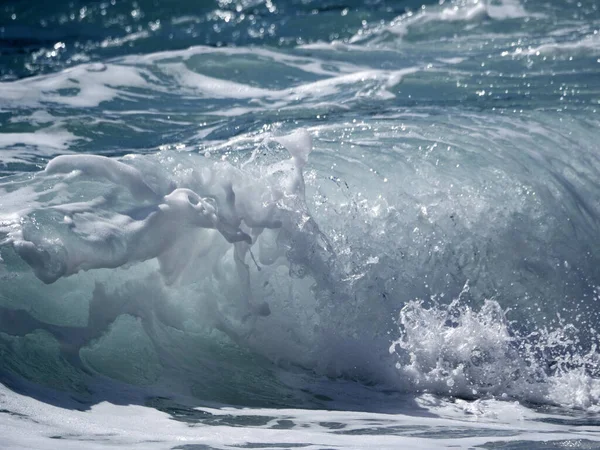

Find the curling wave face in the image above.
[
  {"left": 0, "top": 0, "right": 599, "bottom": 415},
  {"left": 1, "top": 123, "right": 600, "bottom": 411}
]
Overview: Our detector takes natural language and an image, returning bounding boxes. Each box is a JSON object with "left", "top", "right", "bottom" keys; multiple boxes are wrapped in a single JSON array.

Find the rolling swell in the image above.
[{"left": 0, "top": 0, "right": 599, "bottom": 413}]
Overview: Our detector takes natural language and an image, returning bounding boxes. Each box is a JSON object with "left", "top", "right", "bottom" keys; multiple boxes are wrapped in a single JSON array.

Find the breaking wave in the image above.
[{"left": 0, "top": 0, "right": 599, "bottom": 416}]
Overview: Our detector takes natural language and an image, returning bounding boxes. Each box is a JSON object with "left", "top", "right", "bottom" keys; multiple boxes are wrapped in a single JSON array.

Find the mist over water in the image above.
[{"left": 1, "top": 0, "right": 600, "bottom": 448}]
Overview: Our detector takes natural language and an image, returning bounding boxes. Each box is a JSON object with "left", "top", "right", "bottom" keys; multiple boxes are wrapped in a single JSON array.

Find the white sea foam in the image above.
[
  {"left": 520, "top": 31, "right": 600, "bottom": 56},
  {"left": 390, "top": 285, "right": 600, "bottom": 410},
  {"left": 0, "top": 129, "right": 80, "bottom": 164},
  {"left": 0, "top": 64, "right": 154, "bottom": 108},
  {"left": 350, "top": 0, "right": 538, "bottom": 45},
  {"left": 0, "top": 44, "right": 417, "bottom": 129},
  {"left": 0, "top": 382, "right": 598, "bottom": 450},
  {"left": 161, "top": 62, "right": 416, "bottom": 104}
]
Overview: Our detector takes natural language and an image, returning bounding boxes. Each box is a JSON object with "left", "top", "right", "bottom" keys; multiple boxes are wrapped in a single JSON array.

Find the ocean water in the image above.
[{"left": 1, "top": 0, "right": 600, "bottom": 448}]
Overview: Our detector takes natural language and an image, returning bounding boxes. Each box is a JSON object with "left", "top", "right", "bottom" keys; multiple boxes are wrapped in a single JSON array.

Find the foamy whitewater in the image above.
[{"left": 1, "top": 0, "right": 599, "bottom": 448}]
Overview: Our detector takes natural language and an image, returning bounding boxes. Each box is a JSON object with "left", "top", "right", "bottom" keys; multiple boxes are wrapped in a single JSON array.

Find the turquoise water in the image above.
[{"left": 0, "top": 0, "right": 600, "bottom": 448}]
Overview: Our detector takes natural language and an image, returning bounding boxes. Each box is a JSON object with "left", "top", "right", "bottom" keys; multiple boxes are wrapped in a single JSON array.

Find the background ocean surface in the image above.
[{"left": 1, "top": 0, "right": 600, "bottom": 448}]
